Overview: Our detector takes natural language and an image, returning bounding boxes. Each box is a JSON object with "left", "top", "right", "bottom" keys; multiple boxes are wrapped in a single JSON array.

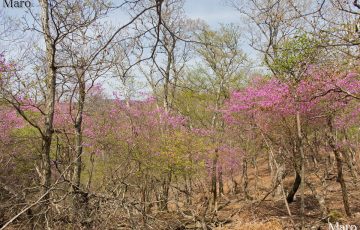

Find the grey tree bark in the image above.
[{"left": 39, "top": 0, "right": 58, "bottom": 224}]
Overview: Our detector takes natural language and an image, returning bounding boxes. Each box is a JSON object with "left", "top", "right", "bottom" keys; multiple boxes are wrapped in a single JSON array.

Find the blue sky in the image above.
[
  {"left": 184, "top": 0, "right": 239, "bottom": 26},
  {"left": 2, "top": 0, "right": 240, "bottom": 26},
  {"left": 0, "top": 0, "right": 252, "bottom": 64},
  {"left": 0, "top": 0, "right": 258, "bottom": 97}
]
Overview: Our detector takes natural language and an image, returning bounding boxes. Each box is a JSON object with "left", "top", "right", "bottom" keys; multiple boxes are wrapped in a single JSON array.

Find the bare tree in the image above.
[{"left": 0, "top": 0, "right": 166, "bottom": 227}]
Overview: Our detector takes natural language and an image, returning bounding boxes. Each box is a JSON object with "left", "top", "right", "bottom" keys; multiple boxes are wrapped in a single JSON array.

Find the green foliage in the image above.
[
  {"left": 12, "top": 124, "right": 39, "bottom": 138},
  {"left": 270, "top": 33, "right": 321, "bottom": 80},
  {"left": 327, "top": 210, "right": 344, "bottom": 223},
  {"left": 157, "top": 130, "right": 210, "bottom": 176},
  {"left": 195, "top": 24, "right": 247, "bottom": 88}
]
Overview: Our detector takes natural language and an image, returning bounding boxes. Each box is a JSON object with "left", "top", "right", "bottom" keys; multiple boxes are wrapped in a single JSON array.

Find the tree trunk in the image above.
[
  {"left": 269, "top": 150, "right": 277, "bottom": 197},
  {"left": 273, "top": 164, "right": 285, "bottom": 198},
  {"left": 253, "top": 156, "right": 258, "bottom": 195},
  {"left": 230, "top": 168, "right": 239, "bottom": 195},
  {"left": 39, "top": 0, "right": 57, "bottom": 225},
  {"left": 327, "top": 118, "right": 351, "bottom": 217},
  {"left": 184, "top": 174, "right": 192, "bottom": 204},
  {"left": 343, "top": 149, "right": 358, "bottom": 187},
  {"left": 286, "top": 169, "right": 301, "bottom": 203},
  {"left": 41, "top": 137, "right": 52, "bottom": 215},
  {"left": 211, "top": 150, "right": 218, "bottom": 209},
  {"left": 218, "top": 165, "right": 224, "bottom": 196},
  {"left": 325, "top": 152, "right": 332, "bottom": 179},
  {"left": 296, "top": 111, "right": 305, "bottom": 229},
  {"left": 72, "top": 69, "right": 89, "bottom": 223},
  {"left": 242, "top": 157, "right": 251, "bottom": 200},
  {"left": 159, "top": 171, "right": 172, "bottom": 211},
  {"left": 334, "top": 149, "right": 351, "bottom": 216}
]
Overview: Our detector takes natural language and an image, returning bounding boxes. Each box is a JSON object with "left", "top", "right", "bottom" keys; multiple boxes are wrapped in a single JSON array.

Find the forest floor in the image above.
[
  {"left": 4, "top": 156, "right": 360, "bottom": 229},
  {"left": 158, "top": 155, "right": 360, "bottom": 229},
  {"left": 209, "top": 156, "right": 360, "bottom": 230}
]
